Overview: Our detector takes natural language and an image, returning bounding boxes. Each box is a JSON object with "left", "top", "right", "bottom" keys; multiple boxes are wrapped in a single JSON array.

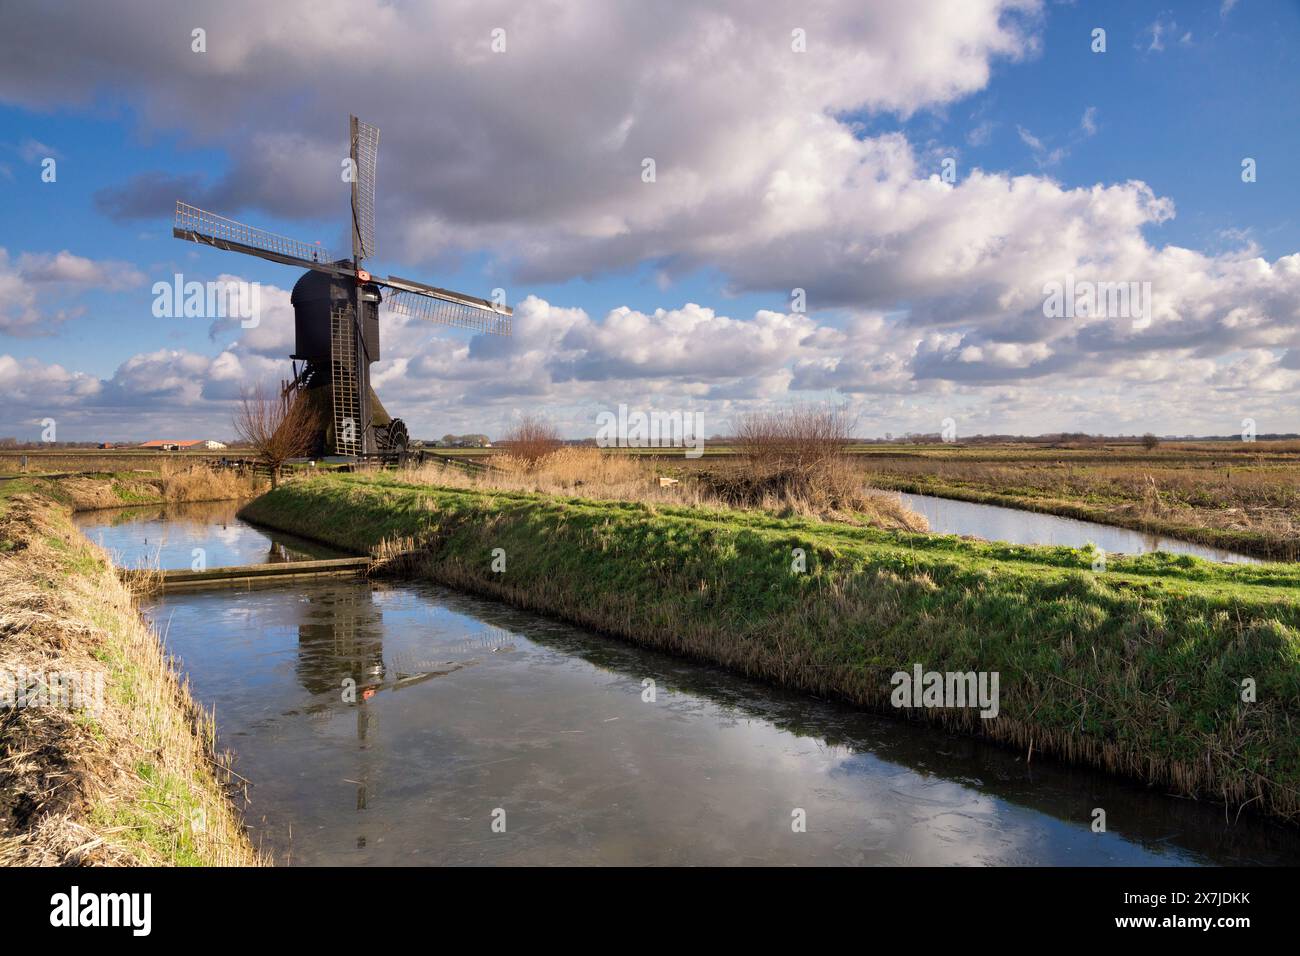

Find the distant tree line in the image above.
[{"left": 425, "top": 433, "right": 492, "bottom": 448}]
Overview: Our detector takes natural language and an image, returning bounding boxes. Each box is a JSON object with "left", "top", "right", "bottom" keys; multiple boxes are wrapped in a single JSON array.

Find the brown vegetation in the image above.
[
  {"left": 233, "top": 383, "right": 321, "bottom": 488},
  {"left": 698, "top": 406, "right": 921, "bottom": 523},
  {"left": 499, "top": 414, "right": 563, "bottom": 467},
  {"left": 733, "top": 405, "right": 854, "bottom": 470},
  {"left": 31, "top": 463, "right": 262, "bottom": 512},
  {"left": 0, "top": 493, "right": 261, "bottom": 865},
  {"left": 405, "top": 444, "right": 926, "bottom": 532}
]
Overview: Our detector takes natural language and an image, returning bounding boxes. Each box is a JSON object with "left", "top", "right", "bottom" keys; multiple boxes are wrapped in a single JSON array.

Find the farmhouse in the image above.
[{"left": 138, "top": 439, "right": 228, "bottom": 451}]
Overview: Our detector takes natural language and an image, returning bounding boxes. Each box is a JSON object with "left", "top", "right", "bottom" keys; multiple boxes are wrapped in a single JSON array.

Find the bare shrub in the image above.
[
  {"left": 233, "top": 383, "right": 321, "bottom": 488},
  {"left": 733, "top": 406, "right": 853, "bottom": 474},
  {"left": 400, "top": 444, "right": 925, "bottom": 531},
  {"left": 714, "top": 406, "right": 885, "bottom": 516},
  {"left": 500, "top": 414, "right": 562, "bottom": 468}
]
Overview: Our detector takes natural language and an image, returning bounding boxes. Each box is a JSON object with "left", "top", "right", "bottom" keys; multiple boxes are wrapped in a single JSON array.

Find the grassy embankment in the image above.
[
  {"left": 0, "top": 463, "right": 262, "bottom": 511},
  {"left": 404, "top": 447, "right": 929, "bottom": 531},
  {"left": 244, "top": 471, "right": 1300, "bottom": 822},
  {"left": 0, "top": 472, "right": 263, "bottom": 865},
  {"left": 457, "top": 439, "right": 1300, "bottom": 560},
  {"left": 855, "top": 441, "right": 1300, "bottom": 561}
]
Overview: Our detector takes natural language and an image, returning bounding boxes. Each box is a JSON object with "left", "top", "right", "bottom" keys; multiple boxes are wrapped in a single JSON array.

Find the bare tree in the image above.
[
  {"left": 502, "top": 414, "right": 562, "bottom": 467},
  {"left": 233, "top": 382, "right": 321, "bottom": 488},
  {"left": 732, "top": 405, "right": 857, "bottom": 475},
  {"left": 708, "top": 405, "right": 866, "bottom": 509}
]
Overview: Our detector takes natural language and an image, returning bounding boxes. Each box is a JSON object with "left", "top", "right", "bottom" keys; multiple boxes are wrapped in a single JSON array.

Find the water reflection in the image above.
[
  {"left": 145, "top": 577, "right": 1300, "bottom": 867},
  {"left": 74, "top": 500, "right": 352, "bottom": 569},
  {"left": 900, "top": 492, "right": 1258, "bottom": 564}
]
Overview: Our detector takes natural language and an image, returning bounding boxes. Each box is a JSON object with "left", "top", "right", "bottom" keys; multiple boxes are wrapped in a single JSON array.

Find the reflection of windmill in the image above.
[
  {"left": 294, "top": 580, "right": 471, "bottom": 736},
  {"left": 293, "top": 580, "right": 469, "bottom": 813},
  {"left": 295, "top": 582, "right": 386, "bottom": 702},
  {"left": 173, "top": 115, "right": 513, "bottom": 458}
]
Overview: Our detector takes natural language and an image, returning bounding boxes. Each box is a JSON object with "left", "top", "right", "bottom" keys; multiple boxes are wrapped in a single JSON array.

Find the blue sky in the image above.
[{"left": 2, "top": 0, "right": 1299, "bottom": 440}]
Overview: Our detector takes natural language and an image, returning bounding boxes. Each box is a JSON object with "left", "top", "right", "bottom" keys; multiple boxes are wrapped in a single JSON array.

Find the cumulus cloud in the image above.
[
  {"left": 0, "top": 0, "right": 1041, "bottom": 275},
  {"left": 0, "top": 354, "right": 100, "bottom": 407},
  {"left": 18, "top": 250, "right": 144, "bottom": 289},
  {"left": 0, "top": 1, "right": 1297, "bottom": 439},
  {"left": 11, "top": 275, "right": 1300, "bottom": 442},
  {"left": 205, "top": 275, "right": 296, "bottom": 357},
  {"left": 0, "top": 248, "right": 146, "bottom": 336}
]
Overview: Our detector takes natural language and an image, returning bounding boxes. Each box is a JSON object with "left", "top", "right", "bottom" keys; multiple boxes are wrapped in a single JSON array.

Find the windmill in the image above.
[{"left": 173, "top": 114, "right": 512, "bottom": 459}]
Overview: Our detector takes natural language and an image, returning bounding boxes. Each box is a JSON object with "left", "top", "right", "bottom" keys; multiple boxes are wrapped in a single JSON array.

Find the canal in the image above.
[
  {"left": 73, "top": 499, "right": 351, "bottom": 568},
  {"left": 77, "top": 502, "right": 1300, "bottom": 865},
  {"left": 899, "top": 492, "right": 1258, "bottom": 564}
]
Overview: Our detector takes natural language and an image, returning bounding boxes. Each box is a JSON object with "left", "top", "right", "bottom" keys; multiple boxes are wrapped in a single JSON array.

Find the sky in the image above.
[{"left": 1, "top": 0, "right": 1299, "bottom": 442}]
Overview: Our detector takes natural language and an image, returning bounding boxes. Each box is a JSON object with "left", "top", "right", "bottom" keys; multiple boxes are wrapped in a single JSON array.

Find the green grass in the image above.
[
  {"left": 1, "top": 489, "right": 262, "bottom": 866},
  {"left": 242, "top": 472, "right": 1300, "bottom": 821},
  {"left": 89, "top": 761, "right": 207, "bottom": 867}
]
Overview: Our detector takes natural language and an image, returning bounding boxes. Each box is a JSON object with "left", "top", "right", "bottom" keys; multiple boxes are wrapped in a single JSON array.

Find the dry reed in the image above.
[
  {"left": 404, "top": 447, "right": 926, "bottom": 531},
  {"left": 0, "top": 493, "right": 263, "bottom": 866}
]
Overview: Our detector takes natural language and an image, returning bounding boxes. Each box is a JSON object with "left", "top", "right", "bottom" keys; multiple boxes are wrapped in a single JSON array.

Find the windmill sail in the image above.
[
  {"left": 174, "top": 202, "right": 344, "bottom": 275},
  {"left": 172, "top": 112, "right": 513, "bottom": 462},
  {"left": 386, "top": 291, "right": 513, "bottom": 336},
  {"left": 382, "top": 275, "right": 512, "bottom": 336},
  {"left": 350, "top": 116, "right": 380, "bottom": 262}
]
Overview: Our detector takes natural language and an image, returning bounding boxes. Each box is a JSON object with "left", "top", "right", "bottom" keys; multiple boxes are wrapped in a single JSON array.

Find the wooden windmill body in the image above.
[{"left": 174, "top": 115, "right": 512, "bottom": 458}]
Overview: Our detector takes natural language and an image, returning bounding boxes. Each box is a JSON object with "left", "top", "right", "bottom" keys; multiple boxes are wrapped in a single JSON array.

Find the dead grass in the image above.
[
  {"left": 42, "top": 463, "right": 263, "bottom": 513},
  {"left": 157, "top": 461, "right": 263, "bottom": 503},
  {"left": 713, "top": 406, "right": 927, "bottom": 528},
  {"left": 0, "top": 493, "right": 263, "bottom": 866},
  {"left": 415, "top": 448, "right": 681, "bottom": 499},
  {"left": 700, "top": 457, "right": 926, "bottom": 528},
  {"left": 30, "top": 463, "right": 262, "bottom": 514},
  {"left": 405, "top": 447, "right": 927, "bottom": 532}
]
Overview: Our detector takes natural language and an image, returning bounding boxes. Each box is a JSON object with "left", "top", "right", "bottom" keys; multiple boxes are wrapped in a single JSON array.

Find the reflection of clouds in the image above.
[
  {"left": 627, "top": 709, "right": 1029, "bottom": 866},
  {"left": 904, "top": 493, "right": 1257, "bottom": 564},
  {"left": 75, "top": 501, "right": 330, "bottom": 569},
  {"left": 151, "top": 578, "right": 1288, "bottom": 866}
]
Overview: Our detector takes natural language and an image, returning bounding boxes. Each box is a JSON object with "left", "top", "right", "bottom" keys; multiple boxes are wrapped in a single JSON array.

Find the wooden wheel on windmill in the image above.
[{"left": 172, "top": 115, "right": 512, "bottom": 460}]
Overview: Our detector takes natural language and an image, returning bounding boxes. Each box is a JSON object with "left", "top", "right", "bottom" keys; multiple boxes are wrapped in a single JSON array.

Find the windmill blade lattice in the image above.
[
  {"left": 171, "top": 113, "right": 512, "bottom": 460},
  {"left": 386, "top": 289, "right": 513, "bottom": 336},
  {"left": 350, "top": 116, "right": 380, "bottom": 261},
  {"left": 174, "top": 202, "right": 339, "bottom": 272}
]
